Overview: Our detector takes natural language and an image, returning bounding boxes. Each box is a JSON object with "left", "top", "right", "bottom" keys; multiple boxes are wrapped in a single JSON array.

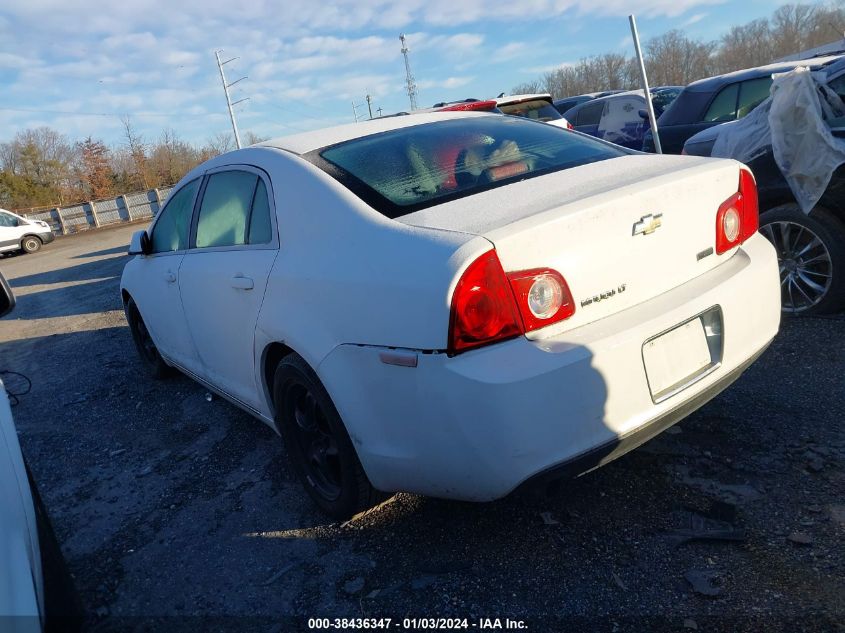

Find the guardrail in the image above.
[{"left": 18, "top": 186, "right": 173, "bottom": 236}]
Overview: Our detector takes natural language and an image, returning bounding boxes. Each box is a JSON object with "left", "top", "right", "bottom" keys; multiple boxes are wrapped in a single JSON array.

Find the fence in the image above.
[{"left": 19, "top": 186, "right": 173, "bottom": 236}]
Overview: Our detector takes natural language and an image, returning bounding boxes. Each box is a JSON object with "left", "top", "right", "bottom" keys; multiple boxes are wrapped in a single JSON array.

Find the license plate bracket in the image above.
[{"left": 642, "top": 307, "right": 723, "bottom": 403}]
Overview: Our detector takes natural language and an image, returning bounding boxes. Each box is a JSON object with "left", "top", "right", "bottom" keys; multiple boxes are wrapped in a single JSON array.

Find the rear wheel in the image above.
[
  {"left": 21, "top": 235, "right": 42, "bottom": 253},
  {"left": 273, "top": 354, "right": 381, "bottom": 519},
  {"left": 125, "top": 297, "right": 171, "bottom": 379},
  {"left": 759, "top": 204, "right": 845, "bottom": 315}
]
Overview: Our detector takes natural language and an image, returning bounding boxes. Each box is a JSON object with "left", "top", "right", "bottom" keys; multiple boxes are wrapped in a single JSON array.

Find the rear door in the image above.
[{"left": 178, "top": 166, "right": 278, "bottom": 410}]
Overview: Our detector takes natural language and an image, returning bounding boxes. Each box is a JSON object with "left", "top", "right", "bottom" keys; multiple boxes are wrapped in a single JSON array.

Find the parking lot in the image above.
[{"left": 0, "top": 224, "right": 843, "bottom": 631}]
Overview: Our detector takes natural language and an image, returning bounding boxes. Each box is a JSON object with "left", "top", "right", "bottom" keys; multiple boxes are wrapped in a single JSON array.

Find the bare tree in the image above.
[{"left": 121, "top": 116, "right": 150, "bottom": 190}]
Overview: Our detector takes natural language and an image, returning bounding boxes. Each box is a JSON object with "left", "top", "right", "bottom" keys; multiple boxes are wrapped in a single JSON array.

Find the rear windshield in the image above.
[
  {"left": 309, "top": 117, "right": 627, "bottom": 218},
  {"left": 497, "top": 99, "right": 562, "bottom": 122}
]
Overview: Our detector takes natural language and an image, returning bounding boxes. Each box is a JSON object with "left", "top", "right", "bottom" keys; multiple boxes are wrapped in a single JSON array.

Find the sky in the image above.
[{"left": 0, "top": 0, "right": 802, "bottom": 147}]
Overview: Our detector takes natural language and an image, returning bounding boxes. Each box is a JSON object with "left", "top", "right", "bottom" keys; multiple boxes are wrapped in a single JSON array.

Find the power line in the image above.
[{"left": 0, "top": 106, "right": 219, "bottom": 119}]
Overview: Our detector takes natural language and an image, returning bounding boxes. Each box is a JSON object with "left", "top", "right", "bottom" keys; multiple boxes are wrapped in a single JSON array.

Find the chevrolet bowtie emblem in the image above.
[{"left": 632, "top": 213, "right": 663, "bottom": 236}]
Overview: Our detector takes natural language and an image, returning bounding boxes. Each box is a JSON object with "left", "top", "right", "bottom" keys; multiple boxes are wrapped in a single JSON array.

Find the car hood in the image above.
[
  {"left": 0, "top": 381, "right": 42, "bottom": 624},
  {"left": 684, "top": 120, "right": 737, "bottom": 149}
]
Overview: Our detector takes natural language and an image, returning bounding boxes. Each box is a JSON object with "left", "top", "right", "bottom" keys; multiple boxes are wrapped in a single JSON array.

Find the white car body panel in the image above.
[
  {"left": 0, "top": 380, "right": 43, "bottom": 630},
  {"left": 121, "top": 114, "right": 781, "bottom": 501}
]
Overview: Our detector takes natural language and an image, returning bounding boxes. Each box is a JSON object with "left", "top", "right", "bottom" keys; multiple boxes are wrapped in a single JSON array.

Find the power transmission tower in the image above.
[
  {"left": 215, "top": 50, "right": 249, "bottom": 149},
  {"left": 399, "top": 34, "right": 418, "bottom": 111}
]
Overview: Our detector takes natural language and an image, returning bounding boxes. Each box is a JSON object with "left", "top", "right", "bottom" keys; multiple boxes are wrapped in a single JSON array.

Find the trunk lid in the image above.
[{"left": 399, "top": 154, "right": 744, "bottom": 337}]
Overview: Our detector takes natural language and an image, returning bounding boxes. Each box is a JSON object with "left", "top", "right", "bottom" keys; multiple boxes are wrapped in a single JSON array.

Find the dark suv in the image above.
[{"left": 643, "top": 56, "right": 844, "bottom": 154}]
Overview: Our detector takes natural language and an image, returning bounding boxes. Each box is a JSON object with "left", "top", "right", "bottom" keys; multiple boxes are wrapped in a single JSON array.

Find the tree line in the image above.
[
  {"left": 0, "top": 119, "right": 265, "bottom": 212},
  {"left": 513, "top": 2, "right": 845, "bottom": 98}
]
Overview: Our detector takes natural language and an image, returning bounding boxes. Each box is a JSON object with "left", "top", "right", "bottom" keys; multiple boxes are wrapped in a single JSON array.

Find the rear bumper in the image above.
[
  {"left": 318, "top": 233, "right": 781, "bottom": 501},
  {"left": 515, "top": 340, "right": 770, "bottom": 494}
]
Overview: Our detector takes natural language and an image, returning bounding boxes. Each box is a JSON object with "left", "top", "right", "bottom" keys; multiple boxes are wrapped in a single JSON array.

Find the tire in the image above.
[
  {"left": 273, "top": 354, "right": 382, "bottom": 519},
  {"left": 21, "top": 235, "right": 42, "bottom": 254},
  {"left": 759, "top": 204, "right": 845, "bottom": 316},
  {"left": 25, "top": 464, "right": 84, "bottom": 633},
  {"left": 125, "top": 297, "right": 172, "bottom": 379}
]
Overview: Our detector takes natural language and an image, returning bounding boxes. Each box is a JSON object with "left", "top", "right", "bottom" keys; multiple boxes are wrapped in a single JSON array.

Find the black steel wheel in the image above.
[
  {"left": 125, "top": 297, "right": 171, "bottom": 379},
  {"left": 273, "top": 354, "right": 382, "bottom": 519},
  {"left": 760, "top": 204, "right": 845, "bottom": 315}
]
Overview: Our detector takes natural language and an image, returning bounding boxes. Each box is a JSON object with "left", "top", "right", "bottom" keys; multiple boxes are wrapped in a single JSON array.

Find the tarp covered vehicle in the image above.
[{"left": 684, "top": 64, "right": 845, "bottom": 315}]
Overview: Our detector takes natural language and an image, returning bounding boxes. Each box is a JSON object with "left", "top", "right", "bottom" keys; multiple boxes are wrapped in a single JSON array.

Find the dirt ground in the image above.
[{"left": 0, "top": 224, "right": 843, "bottom": 632}]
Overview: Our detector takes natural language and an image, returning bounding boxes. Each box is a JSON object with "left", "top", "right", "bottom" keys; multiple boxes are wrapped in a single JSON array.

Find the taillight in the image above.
[
  {"left": 507, "top": 269, "right": 575, "bottom": 332},
  {"left": 715, "top": 168, "right": 759, "bottom": 255},
  {"left": 448, "top": 250, "right": 522, "bottom": 354},
  {"left": 565, "top": 120, "right": 573, "bottom": 130},
  {"left": 448, "top": 252, "right": 575, "bottom": 355}
]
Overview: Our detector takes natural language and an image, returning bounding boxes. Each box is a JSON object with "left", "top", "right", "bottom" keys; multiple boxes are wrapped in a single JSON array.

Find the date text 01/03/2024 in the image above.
[{"left": 307, "top": 617, "right": 529, "bottom": 629}]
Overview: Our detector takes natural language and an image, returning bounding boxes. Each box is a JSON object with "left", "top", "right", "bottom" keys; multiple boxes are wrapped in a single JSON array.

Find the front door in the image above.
[
  {"left": 130, "top": 179, "right": 202, "bottom": 373},
  {"left": 179, "top": 168, "right": 278, "bottom": 410}
]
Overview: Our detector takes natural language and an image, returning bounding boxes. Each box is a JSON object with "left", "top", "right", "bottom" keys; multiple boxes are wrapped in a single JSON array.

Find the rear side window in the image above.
[
  {"left": 310, "top": 116, "right": 627, "bottom": 218},
  {"left": 703, "top": 83, "right": 739, "bottom": 122},
  {"left": 576, "top": 101, "right": 604, "bottom": 126},
  {"left": 151, "top": 179, "right": 199, "bottom": 253},
  {"left": 737, "top": 77, "right": 772, "bottom": 118},
  {"left": 248, "top": 179, "right": 273, "bottom": 244}
]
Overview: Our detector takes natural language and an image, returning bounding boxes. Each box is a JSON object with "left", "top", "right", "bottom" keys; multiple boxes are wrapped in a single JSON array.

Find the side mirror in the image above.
[
  {"left": 0, "top": 271, "right": 15, "bottom": 318},
  {"left": 128, "top": 230, "right": 151, "bottom": 256}
]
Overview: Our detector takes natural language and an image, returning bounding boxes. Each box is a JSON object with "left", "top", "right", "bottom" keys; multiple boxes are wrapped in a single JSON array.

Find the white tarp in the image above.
[{"left": 711, "top": 67, "right": 845, "bottom": 213}]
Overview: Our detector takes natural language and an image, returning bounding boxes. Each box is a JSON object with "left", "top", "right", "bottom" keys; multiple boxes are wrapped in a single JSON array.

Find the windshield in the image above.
[
  {"left": 497, "top": 99, "right": 563, "bottom": 122},
  {"left": 310, "top": 116, "right": 628, "bottom": 218}
]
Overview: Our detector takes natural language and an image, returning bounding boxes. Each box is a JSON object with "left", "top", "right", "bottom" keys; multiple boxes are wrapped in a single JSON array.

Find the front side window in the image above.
[
  {"left": 737, "top": 78, "right": 773, "bottom": 118},
  {"left": 310, "top": 116, "right": 627, "bottom": 218},
  {"left": 703, "top": 83, "right": 739, "bottom": 122},
  {"left": 150, "top": 179, "right": 199, "bottom": 253},
  {"left": 0, "top": 212, "right": 19, "bottom": 228},
  {"left": 576, "top": 101, "right": 605, "bottom": 126}
]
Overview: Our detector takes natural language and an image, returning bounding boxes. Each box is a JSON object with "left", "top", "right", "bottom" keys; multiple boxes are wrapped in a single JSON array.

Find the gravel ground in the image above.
[{"left": 0, "top": 224, "right": 843, "bottom": 632}]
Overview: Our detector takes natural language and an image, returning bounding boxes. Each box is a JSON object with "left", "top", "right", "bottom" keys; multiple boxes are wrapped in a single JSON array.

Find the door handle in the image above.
[
  {"left": 231, "top": 275, "right": 254, "bottom": 290},
  {"left": 164, "top": 271, "right": 176, "bottom": 283}
]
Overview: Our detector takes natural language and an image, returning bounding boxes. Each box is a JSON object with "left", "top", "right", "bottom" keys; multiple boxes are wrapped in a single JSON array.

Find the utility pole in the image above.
[
  {"left": 366, "top": 94, "right": 373, "bottom": 119},
  {"left": 215, "top": 50, "right": 249, "bottom": 149},
  {"left": 399, "top": 34, "right": 418, "bottom": 111},
  {"left": 377, "top": 107, "right": 383, "bottom": 118},
  {"left": 628, "top": 16, "right": 662, "bottom": 154}
]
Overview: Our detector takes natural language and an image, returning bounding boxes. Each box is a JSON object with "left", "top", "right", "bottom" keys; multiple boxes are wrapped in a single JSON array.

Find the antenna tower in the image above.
[{"left": 399, "top": 34, "right": 418, "bottom": 111}]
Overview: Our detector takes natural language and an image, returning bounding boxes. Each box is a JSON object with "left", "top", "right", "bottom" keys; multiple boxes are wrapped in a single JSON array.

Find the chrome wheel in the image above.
[{"left": 760, "top": 220, "right": 833, "bottom": 314}]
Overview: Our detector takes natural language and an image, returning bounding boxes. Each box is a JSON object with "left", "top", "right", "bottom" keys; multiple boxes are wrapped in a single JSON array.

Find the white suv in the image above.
[{"left": 0, "top": 209, "right": 55, "bottom": 255}]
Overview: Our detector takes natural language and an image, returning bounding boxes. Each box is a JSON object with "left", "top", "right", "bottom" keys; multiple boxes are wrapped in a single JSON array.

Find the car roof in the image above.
[
  {"left": 258, "top": 111, "right": 492, "bottom": 155},
  {"left": 684, "top": 55, "right": 843, "bottom": 92}
]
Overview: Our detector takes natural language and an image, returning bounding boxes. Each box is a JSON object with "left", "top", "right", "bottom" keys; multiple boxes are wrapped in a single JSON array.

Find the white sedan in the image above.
[{"left": 121, "top": 112, "right": 781, "bottom": 518}]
